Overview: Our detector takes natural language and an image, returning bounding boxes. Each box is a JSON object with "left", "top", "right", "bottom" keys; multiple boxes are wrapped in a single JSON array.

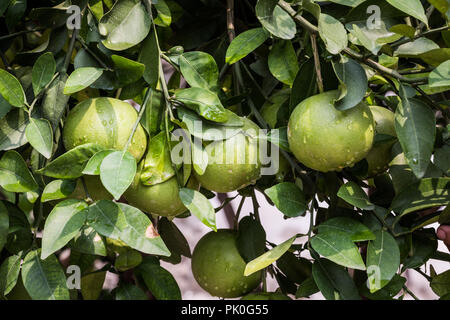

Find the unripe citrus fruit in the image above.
[
  {"left": 124, "top": 164, "right": 199, "bottom": 217},
  {"left": 192, "top": 229, "right": 262, "bottom": 298},
  {"left": 70, "top": 175, "right": 113, "bottom": 201},
  {"left": 364, "top": 106, "right": 396, "bottom": 177},
  {"left": 287, "top": 91, "right": 375, "bottom": 172},
  {"left": 63, "top": 97, "right": 147, "bottom": 161},
  {"left": 241, "top": 292, "right": 292, "bottom": 300},
  {"left": 193, "top": 118, "right": 262, "bottom": 193}
]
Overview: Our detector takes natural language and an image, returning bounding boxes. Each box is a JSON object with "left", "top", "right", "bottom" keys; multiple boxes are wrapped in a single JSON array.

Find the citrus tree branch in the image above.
[
  {"left": 310, "top": 33, "right": 324, "bottom": 93},
  {"left": 278, "top": 0, "right": 430, "bottom": 84}
]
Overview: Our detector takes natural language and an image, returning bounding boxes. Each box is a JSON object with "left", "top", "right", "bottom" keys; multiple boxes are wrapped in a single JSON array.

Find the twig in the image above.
[
  {"left": 234, "top": 196, "right": 246, "bottom": 230},
  {"left": 310, "top": 34, "right": 324, "bottom": 93},
  {"left": 76, "top": 37, "right": 112, "bottom": 71},
  {"left": 124, "top": 88, "right": 151, "bottom": 151},
  {"left": 403, "top": 286, "right": 419, "bottom": 300},
  {"left": 240, "top": 61, "right": 272, "bottom": 102},
  {"left": 278, "top": 0, "right": 429, "bottom": 85},
  {"left": 62, "top": 28, "right": 80, "bottom": 73},
  {"left": 81, "top": 176, "right": 93, "bottom": 203},
  {"left": 0, "top": 28, "right": 45, "bottom": 41},
  {"left": 161, "top": 53, "right": 181, "bottom": 73},
  {"left": 391, "top": 25, "right": 449, "bottom": 48},
  {"left": 226, "top": 0, "right": 236, "bottom": 43}
]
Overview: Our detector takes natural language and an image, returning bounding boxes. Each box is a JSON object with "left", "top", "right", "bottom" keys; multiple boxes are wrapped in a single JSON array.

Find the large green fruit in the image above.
[
  {"left": 287, "top": 91, "right": 375, "bottom": 172},
  {"left": 63, "top": 97, "right": 147, "bottom": 161},
  {"left": 241, "top": 292, "right": 292, "bottom": 300},
  {"left": 365, "top": 106, "right": 396, "bottom": 177},
  {"left": 191, "top": 229, "right": 262, "bottom": 298},
  {"left": 193, "top": 118, "right": 262, "bottom": 193},
  {"left": 124, "top": 164, "right": 198, "bottom": 217}
]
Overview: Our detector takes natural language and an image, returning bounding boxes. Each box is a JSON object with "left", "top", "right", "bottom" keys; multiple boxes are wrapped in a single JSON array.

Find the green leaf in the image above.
[
  {"left": 318, "top": 217, "right": 375, "bottom": 242},
  {"left": 394, "top": 38, "right": 439, "bottom": 57},
  {"left": 140, "top": 89, "right": 164, "bottom": 134},
  {"left": 0, "top": 69, "right": 26, "bottom": 107},
  {"left": 179, "top": 188, "right": 216, "bottom": 231},
  {"left": 191, "top": 139, "right": 208, "bottom": 176},
  {"left": 81, "top": 271, "right": 106, "bottom": 300},
  {"left": 429, "top": 60, "right": 450, "bottom": 88},
  {"left": 337, "top": 181, "right": 374, "bottom": 210},
  {"left": 158, "top": 217, "right": 191, "bottom": 258},
  {"left": 296, "top": 276, "right": 319, "bottom": 298},
  {"left": 25, "top": 118, "right": 53, "bottom": 159},
  {"left": 41, "top": 73, "right": 70, "bottom": 131},
  {"left": 312, "top": 259, "right": 361, "bottom": 300},
  {"left": 111, "top": 55, "right": 145, "bottom": 87},
  {"left": 431, "top": 270, "right": 450, "bottom": 297},
  {"left": 140, "top": 132, "right": 175, "bottom": 185},
  {"left": 116, "top": 283, "right": 148, "bottom": 300},
  {"left": 179, "top": 51, "right": 219, "bottom": 92},
  {"left": 3, "top": 201, "right": 32, "bottom": 254},
  {"left": 225, "top": 28, "right": 269, "bottom": 65},
  {"left": 236, "top": 216, "right": 267, "bottom": 263},
  {"left": 69, "top": 226, "right": 107, "bottom": 256},
  {"left": 87, "top": 200, "right": 127, "bottom": 240},
  {"left": 21, "top": 249, "right": 70, "bottom": 300},
  {"left": 391, "top": 178, "right": 450, "bottom": 216},
  {"left": 99, "top": 0, "right": 151, "bottom": 51},
  {"left": 100, "top": 150, "right": 136, "bottom": 200},
  {"left": 74, "top": 50, "right": 115, "bottom": 90},
  {"left": 41, "top": 199, "right": 88, "bottom": 259},
  {"left": 82, "top": 150, "right": 116, "bottom": 175},
  {"left": 178, "top": 107, "right": 243, "bottom": 141},
  {"left": 64, "top": 67, "right": 104, "bottom": 95},
  {"left": 290, "top": 60, "right": 317, "bottom": 109},
  {"left": 136, "top": 259, "right": 181, "bottom": 300},
  {"left": 395, "top": 85, "right": 436, "bottom": 178},
  {"left": 268, "top": 40, "right": 299, "bottom": 86},
  {"left": 0, "top": 108, "right": 29, "bottom": 151},
  {"left": 366, "top": 230, "right": 400, "bottom": 293},
  {"left": 38, "top": 143, "right": 104, "bottom": 179},
  {"left": 138, "top": 29, "right": 160, "bottom": 88},
  {"left": 153, "top": 0, "right": 172, "bottom": 27},
  {"left": 332, "top": 57, "right": 368, "bottom": 110},
  {"left": 0, "top": 150, "right": 38, "bottom": 193},
  {"left": 174, "top": 87, "right": 228, "bottom": 123},
  {"left": 0, "top": 254, "right": 21, "bottom": 297},
  {"left": 389, "top": 24, "right": 416, "bottom": 39},
  {"left": 116, "top": 203, "right": 170, "bottom": 256},
  {"left": 0, "top": 201, "right": 8, "bottom": 253},
  {"left": 310, "top": 231, "right": 366, "bottom": 270},
  {"left": 244, "top": 235, "right": 296, "bottom": 276},
  {"left": 402, "top": 229, "right": 437, "bottom": 270},
  {"left": 41, "top": 179, "right": 77, "bottom": 202},
  {"left": 264, "top": 182, "right": 307, "bottom": 217},
  {"left": 318, "top": 13, "right": 348, "bottom": 55},
  {"left": 255, "top": 0, "right": 296, "bottom": 40},
  {"left": 386, "top": 0, "right": 428, "bottom": 26},
  {"left": 32, "top": 52, "right": 56, "bottom": 96}
]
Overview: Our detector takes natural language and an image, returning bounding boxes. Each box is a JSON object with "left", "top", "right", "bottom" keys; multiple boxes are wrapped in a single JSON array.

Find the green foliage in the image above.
[{"left": 0, "top": 0, "right": 448, "bottom": 301}]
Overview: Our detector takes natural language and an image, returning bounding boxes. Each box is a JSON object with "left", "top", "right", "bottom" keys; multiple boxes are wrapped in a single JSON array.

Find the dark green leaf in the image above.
[
  {"left": 225, "top": 28, "right": 269, "bottom": 65},
  {"left": 138, "top": 29, "right": 160, "bottom": 88},
  {"left": 318, "top": 217, "right": 376, "bottom": 242},
  {"left": 337, "top": 181, "right": 374, "bottom": 210},
  {"left": 256, "top": 0, "right": 296, "bottom": 40},
  {"left": 0, "top": 254, "right": 21, "bottom": 297},
  {"left": 179, "top": 51, "right": 219, "bottom": 92},
  {"left": 111, "top": 55, "right": 145, "bottom": 87},
  {"left": 0, "top": 68, "right": 26, "bottom": 107},
  {"left": 236, "top": 216, "right": 266, "bottom": 262},
  {"left": 265, "top": 182, "right": 307, "bottom": 217},
  {"left": 116, "top": 283, "right": 148, "bottom": 300},
  {"left": 32, "top": 52, "right": 56, "bottom": 96},
  {"left": 0, "top": 150, "right": 39, "bottom": 193},
  {"left": 25, "top": 118, "right": 53, "bottom": 159},
  {"left": 82, "top": 150, "right": 116, "bottom": 175},
  {"left": 64, "top": 67, "right": 104, "bottom": 94},
  {"left": 41, "top": 199, "right": 88, "bottom": 259},
  {"left": 21, "top": 250, "right": 70, "bottom": 300},
  {"left": 136, "top": 260, "right": 181, "bottom": 300},
  {"left": 41, "top": 179, "right": 77, "bottom": 202},
  {"left": 268, "top": 40, "right": 299, "bottom": 86},
  {"left": 100, "top": 150, "right": 137, "bottom": 200},
  {"left": 179, "top": 188, "right": 216, "bottom": 231},
  {"left": 69, "top": 226, "right": 107, "bottom": 256},
  {"left": 41, "top": 73, "right": 70, "bottom": 131}
]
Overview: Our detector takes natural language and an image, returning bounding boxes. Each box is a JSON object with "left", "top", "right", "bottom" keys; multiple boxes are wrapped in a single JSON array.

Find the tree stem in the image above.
[{"left": 310, "top": 33, "right": 324, "bottom": 93}]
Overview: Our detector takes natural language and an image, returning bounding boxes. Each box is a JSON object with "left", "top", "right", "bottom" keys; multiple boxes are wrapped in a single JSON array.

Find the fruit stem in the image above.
[
  {"left": 234, "top": 196, "right": 246, "bottom": 230},
  {"left": 402, "top": 285, "right": 419, "bottom": 300},
  {"left": 310, "top": 34, "right": 324, "bottom": 94},
  {"left": 81, "top": 176, "right": 93, "bottom": 204},
  {"left": 124, "top": 88, "right": 151, "bottom": 152}
]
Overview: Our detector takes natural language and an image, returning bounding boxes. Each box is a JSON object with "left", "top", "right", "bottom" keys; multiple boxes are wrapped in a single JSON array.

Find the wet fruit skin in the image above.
[
  {"left": 194, "top": 118, "right": 262, "bottom": 193},
  {"left": 124, "top": 164, "right": 199, "bottom": 217},
  {"left": 63, "top": 97, "right": 147, "bottom": 162},
  {"left": 241, "top": 292, "right": 292, "bottom": 300},
  {"left": 287, "top": 91, "right": 375, "bottom": 172},
  {"left": 364, "top": 106, "right": 396, "bottom": 177},
  {"left": 192, "top": 229, "right": 262, "bottom": 298}
]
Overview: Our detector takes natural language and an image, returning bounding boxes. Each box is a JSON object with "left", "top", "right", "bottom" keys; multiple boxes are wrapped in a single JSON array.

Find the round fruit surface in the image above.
[
  {"left": 365, "top": 106, "right": 396, "bottom": 177},
  {"left": 70, "top": 175, "right": 113, "bottom": 201},
  {"left": 191, "top": 229, "right": 262, "bottom": 298},
  {"left": 63, "top": 97, "right": 147, "bottom": 161},
  {"left": 194, "top": 118, "right": 262, "bottom": 193},
  {"left": 287, "top": 91, "right": 375, "bottom": 172},
  {"left": 241, "top": 292, "right": 292, "bottom": 300}
]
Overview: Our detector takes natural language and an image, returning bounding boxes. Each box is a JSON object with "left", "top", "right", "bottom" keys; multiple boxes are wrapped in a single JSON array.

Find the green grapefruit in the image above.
[
  {"left": 287, "top": 91, "right": 375, "bottom": 172},
  {"left": 193, "top": 118, "right": 262, "bottom": 193},
  {"left": 192, "top": 229, "right": 262, "bottom": 298},
  {"left": 63, "top": 97, "right": 147, "bottom": 161},
  {"left": 364, "top": 106, "right": 396, "bottom": 177}
]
